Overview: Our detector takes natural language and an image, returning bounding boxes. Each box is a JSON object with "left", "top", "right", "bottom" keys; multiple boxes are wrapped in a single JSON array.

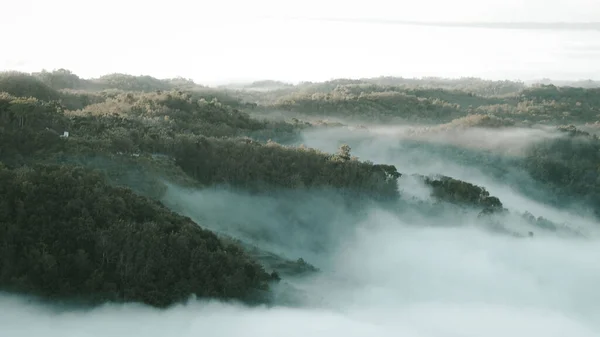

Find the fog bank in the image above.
[
  {"left": 2, "top": 122, "right": 600, "bottom": 337},
  {"left": 296, "top": 126, "right": 600, "bottom": 235},
  {"left": 2, "top": 211, "right": 599, "bottom": 336}
]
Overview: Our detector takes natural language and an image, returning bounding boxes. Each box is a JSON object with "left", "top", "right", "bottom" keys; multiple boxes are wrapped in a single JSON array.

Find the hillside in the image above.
[
  {"left": 0, "top": 71, "right": 404, "bottom": 306},
  {"left": 227, "top": 78, "right": 600, "bottom": 125},
  {"left": 0, "top": 164, "right": 273, "bottom": 307},
  {"left": 1, "top": 69, "right": 599, "bottom": 308}
]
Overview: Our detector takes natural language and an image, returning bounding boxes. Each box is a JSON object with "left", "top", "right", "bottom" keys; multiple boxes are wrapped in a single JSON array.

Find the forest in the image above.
[{"left": 1, "top": 69, "right": 599, "bottom": 307}]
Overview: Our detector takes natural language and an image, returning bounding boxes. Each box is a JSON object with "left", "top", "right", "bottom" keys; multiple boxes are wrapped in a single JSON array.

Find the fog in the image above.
[
  {"left": 2, "top": 212, "right": 599, "bottom": 336},
  {"left": 298, "top": 125, "right": 600, "bottom": 233},
  {"left": 161, "top": 185, "right": 366, "bottom": 264},
  {"left": 3, "top": 125, "right": 600, "bottom": 336},
  {"left": 3, "top": 1, "right": 600, "bottom": 83},
  {"left": 356, "top": 124, "right": 561, "bottom": 155}
]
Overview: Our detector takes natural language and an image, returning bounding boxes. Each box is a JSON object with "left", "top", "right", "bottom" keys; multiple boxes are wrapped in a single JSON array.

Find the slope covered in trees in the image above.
[
  {"left": 524, "top": 125, "right": 600, "bottom": 215},
  {"left": 422, "top": 175, "right": 504, "bottom": 212},
  {"left": 227, "top": 78, "right": 600, "bottom": 125},
  {"left": 0, "top": 70, "right": 405, "bottom": 306},
  {"left": 0, "top": 164, "right": 273, "bottom": 307},
  {"left": 1, "top": 69, "right": 598, "bottom": 308},
  {"left": 0, "top": 83, "right": 401, "bottom": 201}
]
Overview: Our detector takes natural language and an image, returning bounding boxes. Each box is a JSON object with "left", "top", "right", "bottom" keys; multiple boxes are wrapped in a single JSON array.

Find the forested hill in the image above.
[
  {"left": 4, "top": 70, "right": 600, "bottom": 126},
  {"left": 1, "top": 69, "right": 599, "bottom": 307},
  {"left": 0, "top": 164, "right": 273, "bottom": 308},
  {"left": 220, "top": 78, "right": 600, "bottom": 125},
  {"left": 0, "top": 70, "right": 402, "bottom": 306}
]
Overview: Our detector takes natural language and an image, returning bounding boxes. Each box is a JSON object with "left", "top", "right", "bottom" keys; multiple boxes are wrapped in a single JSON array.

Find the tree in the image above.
[{"left": 338, "top": 144, "right": 351, "bottom": 161}]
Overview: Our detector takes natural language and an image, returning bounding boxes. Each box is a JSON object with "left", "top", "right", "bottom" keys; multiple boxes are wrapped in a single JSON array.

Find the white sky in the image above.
[{"left": 1, "top": 0, "right": 599, "bottom": 84}]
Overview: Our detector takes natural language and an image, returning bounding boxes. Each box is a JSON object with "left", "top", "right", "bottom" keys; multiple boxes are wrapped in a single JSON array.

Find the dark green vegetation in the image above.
[
  {"left": 0, "top": 74, "right": 399, "bottom": 200},
  {"left": 0, "top": 165, "right": 271, "bottom": 308},
  {"left": 413, "top": 124, "right": 600, "bottom": 216},
  {"left": 229, "top": 78, "right": 600, "bottom": 125},
  {"left": 1, "top": 69, "right": 599, "bottom": 307},
  {"left": 422, "top": 175, "right": 504, "bottom": 213},
  {"left": 224, "top": 235, "right": 320, "bottom": 278},
  {"left": 525, "top": 125, "right": 600, "bottom": 215},
  {"left": 0, "top": 71, "right": 401, "bottom": 306}
]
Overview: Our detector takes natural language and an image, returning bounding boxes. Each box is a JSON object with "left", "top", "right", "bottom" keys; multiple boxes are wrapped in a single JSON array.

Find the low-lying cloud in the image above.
[
  {"left": 296, "top": 125, "right": 599, "bottom": 234},
  {"left": 307, "top": 124, "right": 561, "bottom": 156},
  {"left": 2, "top": 123, "right": 600, "bottom": 336},
  {"left": 2, "top": 210, "right": 599, "bottom": 336}
]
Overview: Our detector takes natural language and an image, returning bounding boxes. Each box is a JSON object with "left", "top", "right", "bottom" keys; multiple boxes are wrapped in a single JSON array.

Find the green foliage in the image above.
[
  {"left": 91, "top": 73, "right": 175, "bottom": 92},
  {"left": 7, "top": 68, "right": 599, "bottom": 310},
  {"left": 436, "top": 113, "right": 516, "bottom": 129},
  {"left": 67, "top": 90, "right": 294, "bottom": 140},
  {"left": 524, "top": 125, "right": 600, "bottom": 215},
  {"left": 269, "top": 89, "right": 464, "bottom": 123},
  {"left": 221, "top": 236, "right": 320, "bottom": 278},
  {"left": 57, "top": 90, "right": 106, "bottom": 111},
  {"left": 423, "top": 175, "right": 504, "bottom": 212},
  {"left": 0, "top": 93, "right": 68, "bottom": 165},
  {"left": 0, "top": 164, "right": 271, "bottom": 307},
  {"left": 33, "top": 69, "right": 84, "bottom": 90},
  {"left": 0, "top": 71, "right": 105, "bottom": 111},
  {"left": 0, "top": 72, "right": 61, "bottom": 101},
  {"left": 7, "top": 88, "right": 398, "bottom": 200},
  {"left": 171, "top": 136, "right": 400, "bottom": 200},
  {"left": 229, "top": 78, "right": 599, "bottom": 125},
  {"left": 362, "top": 76, "right": 526, "bottom": 96}
]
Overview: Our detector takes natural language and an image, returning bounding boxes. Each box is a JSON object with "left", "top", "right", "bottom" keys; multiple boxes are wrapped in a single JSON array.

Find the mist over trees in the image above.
[
  {"left": 0, "top": 165, "right": 272, "bottom": 307},
  {"left": 0, "top": 69, "right": 599, "bottom": 308}
]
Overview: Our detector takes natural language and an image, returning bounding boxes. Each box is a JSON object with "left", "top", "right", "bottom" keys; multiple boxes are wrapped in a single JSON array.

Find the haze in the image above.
[
  {"left": 2, "top": 0, "right": 600, "bottom": 84},
  {"left": 2, "top": 1, "right": 600, "bottom": 336},
  {"left": 4, "top": 121, "right": 600, "bottom": 335}
]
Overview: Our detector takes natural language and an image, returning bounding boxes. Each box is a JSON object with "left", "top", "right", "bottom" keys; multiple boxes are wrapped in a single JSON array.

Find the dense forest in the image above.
[
  {"left": 1, "top": 69, "right": 599, "bottom": 307},
  {"left": 227, "top": 77, "right": 600, "bottom": 125},
  {"left": 0, "top": 164, "right": 273, "bottom": 307}
]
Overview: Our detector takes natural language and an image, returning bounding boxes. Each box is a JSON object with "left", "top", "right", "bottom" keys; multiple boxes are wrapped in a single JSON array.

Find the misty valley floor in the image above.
[
  {"left": 3, "top": 127, "right": 600, "bottom": 337},
  {"left": 2, "top": 220, "right": 599, "bottom": 337},
  {"left": 2, "top": 69, "right": 600, "bottom": 336}
]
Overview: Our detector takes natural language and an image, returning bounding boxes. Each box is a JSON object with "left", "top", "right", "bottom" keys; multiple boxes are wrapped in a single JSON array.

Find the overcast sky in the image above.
[
  {"left": 2, "top": 0, "right": 599, "bottom": 83},
  {"left": 6, "top": 0, "right": 598, "bottom": 23}
]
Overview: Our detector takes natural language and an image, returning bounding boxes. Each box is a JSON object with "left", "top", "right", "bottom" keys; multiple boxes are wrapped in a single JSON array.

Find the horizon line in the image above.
[
  {"left": 2, "top": 69, "right": 599, "bottom": 88},
  {"left": 260, "top": 16, "right": 600, "bottom": 31}
]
